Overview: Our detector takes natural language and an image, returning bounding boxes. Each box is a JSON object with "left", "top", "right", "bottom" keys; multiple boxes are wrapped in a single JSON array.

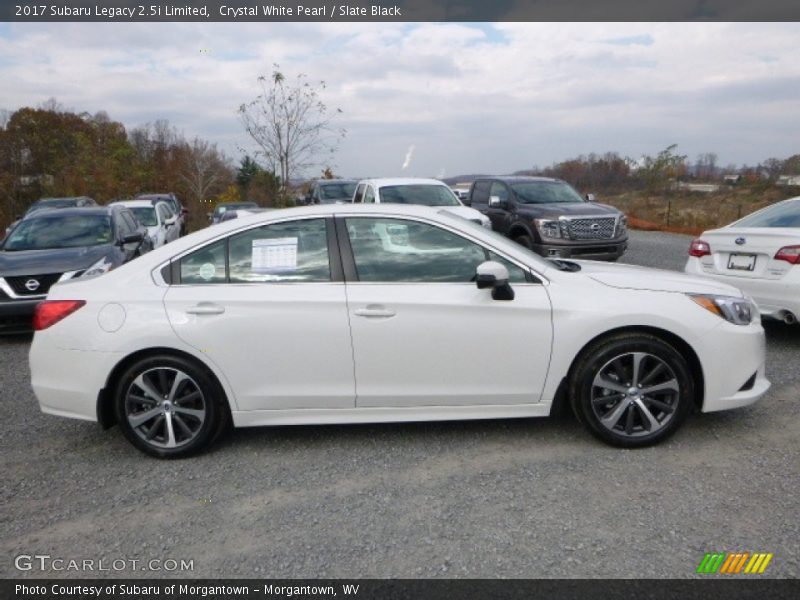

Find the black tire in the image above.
[
  {"left": 513, "top": 233, "right": 534, "bottom": 250},
  {"left": 569, "top": 333, "right": 693, "bottom": 447},
  {"left": 114, "top": 354, "right": 229, "bottom": 458}
]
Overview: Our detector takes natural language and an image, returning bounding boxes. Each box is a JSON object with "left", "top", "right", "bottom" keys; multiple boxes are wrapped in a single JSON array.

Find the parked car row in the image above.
[
  {"left": 301, "top": 176, "right": 628, "bottom": 261},
  {"left": 1, "top": 192, "right": 185, "bottom": 333}
]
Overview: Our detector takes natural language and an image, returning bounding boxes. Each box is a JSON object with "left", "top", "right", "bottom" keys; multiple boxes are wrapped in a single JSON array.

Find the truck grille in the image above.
[
  {"left": 566, "top": 217, "right": 617, "bottom": 240},
  {"left": 5, "top": 273, "right": 62, "bottom": 296}
]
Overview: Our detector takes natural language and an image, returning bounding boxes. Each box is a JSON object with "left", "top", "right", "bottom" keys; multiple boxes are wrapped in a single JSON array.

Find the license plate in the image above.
[{"left": 727, "top": 253, "right": 756, "bottom": 271}]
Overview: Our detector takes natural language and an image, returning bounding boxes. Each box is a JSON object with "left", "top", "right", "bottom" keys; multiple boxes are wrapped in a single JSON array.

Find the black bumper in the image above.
[
  {"left": 533, "top": 240, "right": 628, "bottom": 261},
  {"left": 0, "top": 299, "right": 41, "bottom": 333}
]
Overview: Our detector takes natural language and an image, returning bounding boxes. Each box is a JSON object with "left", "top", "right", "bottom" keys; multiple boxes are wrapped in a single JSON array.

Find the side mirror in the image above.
[
  {"left": 475, "top": 261, "right": 514, "bottom": 301},
  {"left": 488, "top": 195, "right": 507, "bottom": 209},
  {"left": 585, "top": 193, "right": 596, "bottom": 202},
  {"left": 121, "top": 232, "right": 144, "bottom": 245}
]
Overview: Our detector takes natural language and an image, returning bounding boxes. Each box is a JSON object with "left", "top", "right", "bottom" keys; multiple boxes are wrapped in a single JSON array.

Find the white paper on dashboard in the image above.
[{"left": 252, "top": 237, "right": 298, "bottom": 272}]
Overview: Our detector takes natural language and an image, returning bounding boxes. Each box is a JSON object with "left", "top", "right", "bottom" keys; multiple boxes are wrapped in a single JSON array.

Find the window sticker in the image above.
[
  {"left": 198, "top": 262, "right": 216, "bottom": 280},
  {"left": 252, "top": 237, "right": 298, "bottom": 272}
]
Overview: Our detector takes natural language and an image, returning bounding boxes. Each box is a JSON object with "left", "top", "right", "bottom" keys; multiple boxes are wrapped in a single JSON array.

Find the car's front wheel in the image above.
[
  {"left": 513, "top": 233, "right": 534, "bottom": 250},
  {"left": 569, "top": 333, "right": 694, "bottom": 447},
  {"left": 114, "top": 355, "right": 228, "bottom": 458}
]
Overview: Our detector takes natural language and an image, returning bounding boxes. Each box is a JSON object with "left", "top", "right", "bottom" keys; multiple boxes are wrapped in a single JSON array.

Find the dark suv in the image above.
[
  {"left": 0, "top": 206, "right": 149, "bottom": 333},
  {"left": 468, "top": 176, "right": 627, "bottom": 261}
]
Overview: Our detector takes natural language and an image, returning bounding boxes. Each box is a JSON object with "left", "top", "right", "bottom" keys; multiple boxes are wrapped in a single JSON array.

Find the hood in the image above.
[
  {"left": 0, "top": 245, "right": 112, "bottom": 277},
  {"left": 576, "top": 260, "right": 744, "bottom": 296},
  {"left": 516, "top": 202, "right": 620, "bottom": 219},
  {"left": 441, "top": 205, "right": 489, "bottom": 223}
]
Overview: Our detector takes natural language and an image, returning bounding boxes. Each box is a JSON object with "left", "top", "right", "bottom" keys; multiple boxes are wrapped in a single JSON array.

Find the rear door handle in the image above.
[
  {"left": 186, "top": 303, "right": 225, "bottom": 315},
  {"left": 354, "top": 305, "right": 396, "bottom": 318}
]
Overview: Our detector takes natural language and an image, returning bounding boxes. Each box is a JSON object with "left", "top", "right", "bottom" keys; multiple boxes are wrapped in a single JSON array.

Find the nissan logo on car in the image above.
[
  {"left": 590, "top": 223, "right": 601, "bottom": 231},
  {"left": 24, "top": 279, "right": 40, "bottom": 292},
  {"left": 735, "top": 237, "right": 746, "bottom": 245}
]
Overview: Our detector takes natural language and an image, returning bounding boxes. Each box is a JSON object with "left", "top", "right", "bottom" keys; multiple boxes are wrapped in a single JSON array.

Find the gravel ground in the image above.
[{"left": 1, "top": 229, "right": 798, "bottom": 579}]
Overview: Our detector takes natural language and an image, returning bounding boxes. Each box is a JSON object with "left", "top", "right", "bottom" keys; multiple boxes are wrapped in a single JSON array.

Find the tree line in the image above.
[
  {"left": 0, "top": 101, "right": 236, "bottom": 231},
  {"left": 0, "top": 68, "right": 344, "bottom": 232},
  {"left": 522, "top": 145, "right": 800, "bottom": 196}
]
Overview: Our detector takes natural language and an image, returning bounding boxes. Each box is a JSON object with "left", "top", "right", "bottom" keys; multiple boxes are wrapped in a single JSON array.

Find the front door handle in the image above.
[
  {"left": 354, "top": 305, "right": 396, "bottom": 319},
  {"left": 186, "top": 302, "right": 225, "bottom": 315}
]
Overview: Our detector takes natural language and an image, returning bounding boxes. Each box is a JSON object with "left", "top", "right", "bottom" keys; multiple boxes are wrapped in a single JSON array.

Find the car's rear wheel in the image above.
[
  {"left": 114, "top": 355, "right": 228, "bottom": 458},
  {"left": 569, "top": 333, "right": 693, "bottom": 447}
]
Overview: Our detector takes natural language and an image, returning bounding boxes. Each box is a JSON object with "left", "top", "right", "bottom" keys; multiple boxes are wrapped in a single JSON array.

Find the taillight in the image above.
[
  {"left": 774, "top": 245, "right": 800, "bottom": 265},
  {"left": 33, "top": 300, "right": 86, "bottom": 331},
  {"left": 689, "top": 239, "right": 711, "bottom": 257}
]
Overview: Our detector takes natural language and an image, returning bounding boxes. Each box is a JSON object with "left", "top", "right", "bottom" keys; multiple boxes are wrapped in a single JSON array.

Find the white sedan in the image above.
[
  {"left": 30, "top": 204, "right": 769, "bottom": 457},
  {"left": 685, "top": 196, "right": 800, "bottom": 324}
]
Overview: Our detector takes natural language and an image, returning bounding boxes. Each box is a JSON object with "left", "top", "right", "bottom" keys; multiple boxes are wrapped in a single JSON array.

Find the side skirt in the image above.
[{"left": 232, "top": 403, "right": 551, "bottom": 428}]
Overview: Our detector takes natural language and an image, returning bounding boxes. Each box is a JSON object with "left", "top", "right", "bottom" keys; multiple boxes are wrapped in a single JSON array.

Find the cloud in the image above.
[{"left": 0, "top": 22, "right": 799, "bottom": 177}]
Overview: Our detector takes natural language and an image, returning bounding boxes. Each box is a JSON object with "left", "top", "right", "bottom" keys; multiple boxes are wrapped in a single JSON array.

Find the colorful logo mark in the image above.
[{"left": 696, "top": 552, "right": 773, "bottom": 574}]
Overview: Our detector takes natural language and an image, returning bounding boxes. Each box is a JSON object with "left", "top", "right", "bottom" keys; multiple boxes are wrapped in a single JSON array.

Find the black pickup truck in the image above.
[{"left": 467, "top": 176, "right": 628, "bottom": 261}]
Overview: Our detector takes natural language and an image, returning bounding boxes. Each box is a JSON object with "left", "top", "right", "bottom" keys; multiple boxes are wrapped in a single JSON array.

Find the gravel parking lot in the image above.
[{"left": 2, "top": 229, "right": 798, "bottom": 579}]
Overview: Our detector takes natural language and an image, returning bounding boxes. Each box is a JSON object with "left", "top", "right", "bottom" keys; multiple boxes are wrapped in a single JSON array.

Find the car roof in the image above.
[
  {"left": 35, "top": 196, "right": 94, "bottom": 203},
  {"left": 111, "top": 199, "right": 160, "bottom": 209},
  {"left": 475, "top": 176, "right": 561, "bottom": 184},
  {"left": 357, "top": 177, "right": 450, "bottom": 188},
  {"left": 317, "top": 179, "right": 358, "bottom": 185},
  {"left": 26, "top": 206, "right": 118, "bottom": 219}
]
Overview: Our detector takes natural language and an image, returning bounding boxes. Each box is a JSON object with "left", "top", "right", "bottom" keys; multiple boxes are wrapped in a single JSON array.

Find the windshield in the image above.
[
  {"left": 3, "top": 215, "right": 113, "bottom": 251},
  {"left": 379, "top": 185, "right": 460, "bottom": 207},
  {"left": 130, "top": 207, "right": 157, "bottom": 227},
  {"left": 733, "top": 199, "right": 800, "bottom": 228},
  {"left": 512, "top": 181, "right": 586, "bottom": 204},
  {"left": 320, "top": 182, "right": 357, "bottom": 202}
]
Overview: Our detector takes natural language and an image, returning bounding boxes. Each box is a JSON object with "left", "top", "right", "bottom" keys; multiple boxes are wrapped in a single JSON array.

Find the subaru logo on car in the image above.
[
  {"left": 735, "top": 237, "right": 746, "bottom": 246},
  {"left": 24, "top": 279, "right": 40, "bottom": 292}
]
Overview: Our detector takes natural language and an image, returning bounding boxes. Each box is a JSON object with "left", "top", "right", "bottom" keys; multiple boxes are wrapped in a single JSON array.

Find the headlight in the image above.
[
  {"left": 534, "top": 218, "right": 564, "bottom": 239},
  {"left": 80, "top": 257, "right": 114, "bottom": 279},
  {"left": 617, "top": 215, "right": 627, "bottom": 235},
  {"left": 689, "top": 294, "right": 756, "bottom": 325}
]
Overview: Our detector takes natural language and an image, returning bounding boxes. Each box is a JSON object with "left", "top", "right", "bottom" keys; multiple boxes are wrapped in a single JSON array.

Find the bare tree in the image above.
[
  {"left": 179, "top": 137, "right": 231, "bottom": 204},
  {"left": 239, "top": 66, "right": 345, "bottom": 194},
  {"left": 694, "top": 152, "right": 718, "bottom": 180}
]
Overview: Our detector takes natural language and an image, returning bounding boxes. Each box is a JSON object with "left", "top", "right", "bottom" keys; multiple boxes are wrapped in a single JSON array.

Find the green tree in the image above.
[{"left": 637, "top": 144, "right": 688, "bottom": 194}]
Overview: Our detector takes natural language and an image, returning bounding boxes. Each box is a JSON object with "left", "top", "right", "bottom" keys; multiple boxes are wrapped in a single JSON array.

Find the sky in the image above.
[{"left": 0, "top": 22, "right": 798, "bottom": 179}]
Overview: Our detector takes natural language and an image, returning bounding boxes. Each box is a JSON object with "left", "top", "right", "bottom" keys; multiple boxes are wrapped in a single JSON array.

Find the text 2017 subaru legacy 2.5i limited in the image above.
[{"left": 29, "top": 204, "right": 769, "bottom": 457}]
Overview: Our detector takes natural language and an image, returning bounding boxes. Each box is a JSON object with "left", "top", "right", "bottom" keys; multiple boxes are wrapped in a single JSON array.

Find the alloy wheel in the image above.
[
  {"left": 590, "top": 351, "right": 680, "bottom": 438},
  {"left": 124, "top": 367, "right": 206, "bottom": 449}
]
